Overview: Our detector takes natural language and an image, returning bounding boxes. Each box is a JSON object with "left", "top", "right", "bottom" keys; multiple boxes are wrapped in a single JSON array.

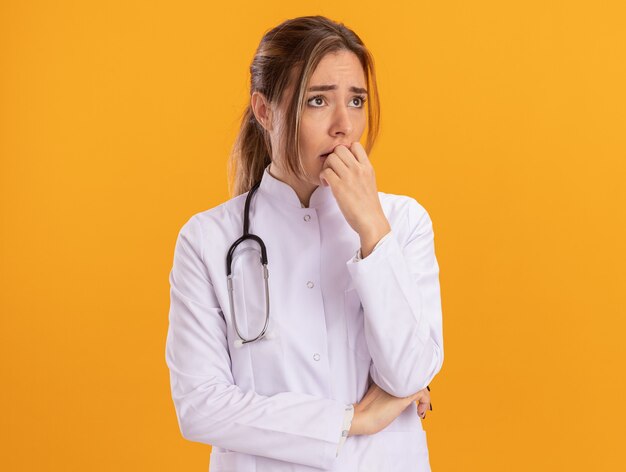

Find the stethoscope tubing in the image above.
[{"left": 226, "top": 180, "right": 271, "bottom": 346}]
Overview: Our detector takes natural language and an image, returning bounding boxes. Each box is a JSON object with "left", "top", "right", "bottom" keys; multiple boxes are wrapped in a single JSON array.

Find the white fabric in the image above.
[
  {"left": 336, "top": 404, "right": 355, "bottom": 457},
  {"left": 353, "top": 231, "right": 392, "bottom": 262},
  {"left": 165, "top": 163, "right": 444, "bottom": 471},
  {"left": 334, "top": 230, "right": 390, "bottom": 457},
  {"left": 303, "top": 202, "right": 384, "bottom": 459}
]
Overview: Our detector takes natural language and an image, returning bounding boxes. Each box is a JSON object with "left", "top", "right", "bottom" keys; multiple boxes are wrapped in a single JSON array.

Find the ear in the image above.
[{"left": 250, "top": 91, "right": 274, "bottom": 132}]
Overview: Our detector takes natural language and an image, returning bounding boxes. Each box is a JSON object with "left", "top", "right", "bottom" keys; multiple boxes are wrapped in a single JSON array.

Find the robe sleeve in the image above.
[
  {"left": 165, "top": 215, "right": 348, "bottom": 470},
  {"left": 345, "top": 198, "right": 444, "bottom": 397},
  {"left": 335, "top": 404, "right": 355, "bottom": 457},
  {"left": 352, "top": 231, "right": 393, "bottom": 262}
]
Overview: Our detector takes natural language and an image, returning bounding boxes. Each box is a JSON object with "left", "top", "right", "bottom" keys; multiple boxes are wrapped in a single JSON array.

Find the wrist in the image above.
[{"left": 359, "top": 220, "right": 391, "bottom": 259}]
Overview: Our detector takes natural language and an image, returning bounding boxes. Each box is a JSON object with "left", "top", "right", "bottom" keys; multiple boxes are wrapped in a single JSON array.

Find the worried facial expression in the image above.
[
  {"left": 298, "top": 50, "right": 368, "bottom": 185},
  {"left": 263, "top": 49, "right": 369, "bottom": 187}
]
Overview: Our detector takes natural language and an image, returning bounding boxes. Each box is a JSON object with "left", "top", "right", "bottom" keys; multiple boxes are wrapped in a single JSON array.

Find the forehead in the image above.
[{"left": 309, "top": 50, "right": 366, "bottom": 86}]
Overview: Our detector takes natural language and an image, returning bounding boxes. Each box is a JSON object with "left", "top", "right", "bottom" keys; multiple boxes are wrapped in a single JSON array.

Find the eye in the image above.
[
  {"left": 350, "top": 95, "right": 367, "bottom": 108},
  {"left": 307, "top": 95, "right": 326, "bottom": 107},
  {"left": 306, "top": 94, "right": 368, "bottom": 108}
]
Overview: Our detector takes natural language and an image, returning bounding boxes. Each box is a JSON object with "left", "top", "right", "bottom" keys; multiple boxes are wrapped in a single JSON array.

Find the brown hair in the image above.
[{"left": 227, "top": 15, "right": 381, "bottom": 197}]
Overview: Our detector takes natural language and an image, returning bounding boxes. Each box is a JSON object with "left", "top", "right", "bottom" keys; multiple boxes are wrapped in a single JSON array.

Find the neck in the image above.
[{"left": 268, "top": 162, "right": 318, "bottom": 208}]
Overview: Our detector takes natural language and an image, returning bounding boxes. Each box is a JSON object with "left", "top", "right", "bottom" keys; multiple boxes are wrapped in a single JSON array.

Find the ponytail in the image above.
[{"left": 227, "top": 105, "right": 272, "bottom": 197}]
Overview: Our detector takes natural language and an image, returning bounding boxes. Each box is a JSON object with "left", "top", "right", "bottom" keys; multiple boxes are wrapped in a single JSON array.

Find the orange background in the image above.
[{"left": 1, "top": 1, "right": 625, "bottom": 470}]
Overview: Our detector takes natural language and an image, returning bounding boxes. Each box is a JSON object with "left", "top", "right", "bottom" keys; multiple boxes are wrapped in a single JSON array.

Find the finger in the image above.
[
  {"left": 348, "top": 141, "right": 368, "bottom": 164},
  {"left": 410, "top": 388, "right": 429, "bottom": 402},
  {"left": 332, "top": 144, "right": 359, "bottom": 170},
  {"left": 409, "top": 391, "right": 423, "bottom": 403},
  {"left": 320, "top": 166, "right": 339, "bottom": 188},
  {"left": 324, "top": 152, "right": 350, "bottom": 179}
]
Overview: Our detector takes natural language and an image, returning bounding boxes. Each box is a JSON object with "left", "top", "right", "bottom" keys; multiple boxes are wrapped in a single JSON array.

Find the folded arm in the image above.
[
  {"left": 345, "top": 199, "right": 444, "bottom": 398},
  {"left": 165, "top": 216, "right": 349, "bottom": 469}
]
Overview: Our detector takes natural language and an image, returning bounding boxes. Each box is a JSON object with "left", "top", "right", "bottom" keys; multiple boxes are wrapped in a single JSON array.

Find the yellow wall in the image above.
[{"left": 1, "top": 1, "right": 624, "bottom": 470}]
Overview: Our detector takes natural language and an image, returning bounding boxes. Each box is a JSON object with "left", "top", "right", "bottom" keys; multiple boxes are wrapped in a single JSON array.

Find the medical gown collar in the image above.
[{"left": 259, "top": 163, "right": 334, "bottom": 209}]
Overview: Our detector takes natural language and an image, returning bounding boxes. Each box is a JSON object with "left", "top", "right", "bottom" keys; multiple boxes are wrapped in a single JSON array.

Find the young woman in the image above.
[{"left": 165, "top": 15, "right": 444, "bottom": 471}]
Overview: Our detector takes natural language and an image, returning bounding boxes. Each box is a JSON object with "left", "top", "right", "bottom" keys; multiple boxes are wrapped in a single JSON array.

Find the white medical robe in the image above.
[{"left": 165, "top": 163, "right": 444, "bottom": 471}]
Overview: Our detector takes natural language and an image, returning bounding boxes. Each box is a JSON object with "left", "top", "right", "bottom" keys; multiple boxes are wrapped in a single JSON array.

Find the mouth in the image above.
[{"left": 319, "top": 144, "right": 349, "bottom": 159}]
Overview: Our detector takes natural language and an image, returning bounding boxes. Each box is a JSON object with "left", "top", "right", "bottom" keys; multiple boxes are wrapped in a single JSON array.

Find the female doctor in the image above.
[{"left": 165, "top": 15, "right": 444, "bottom": 472}]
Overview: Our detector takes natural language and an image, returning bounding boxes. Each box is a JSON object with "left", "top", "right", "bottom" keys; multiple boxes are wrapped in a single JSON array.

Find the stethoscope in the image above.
[
  {"left": 225, "top": 179, "right": 435, "bottom": 411},
  {"left": 226, "top": 180, "right": 275, "bottom": 348}
]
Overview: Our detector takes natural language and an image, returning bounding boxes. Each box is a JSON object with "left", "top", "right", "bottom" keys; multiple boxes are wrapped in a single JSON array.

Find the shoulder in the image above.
[{"left": 174, "top": 192, "right": 250, "bottom": 248}]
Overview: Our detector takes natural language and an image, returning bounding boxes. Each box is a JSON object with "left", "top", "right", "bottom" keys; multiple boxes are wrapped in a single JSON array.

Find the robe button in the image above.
[
  {"left": 306, "top": 281, "right": 314, "bottom": 288},
  {"left": 313, "top": 353, "right": 320, "bottom": 361},
  {"left": 303, "top": 214, "right": 311, "bottom": 221}
]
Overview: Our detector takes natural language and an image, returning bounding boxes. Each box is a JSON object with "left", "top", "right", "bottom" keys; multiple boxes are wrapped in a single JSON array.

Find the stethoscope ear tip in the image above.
[
  {"left": 234, "top": 339, "right": 244, "bottom": 349},
  {"left": 264, "top": 329, "right": 277, "bottom": 340}
]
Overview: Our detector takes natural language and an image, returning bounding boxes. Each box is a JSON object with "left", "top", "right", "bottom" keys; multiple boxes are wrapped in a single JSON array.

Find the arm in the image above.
[
  {"left": 165, "top": 216, "right": 348, "bottom": 470},
  {"left": 345, "top": 199, "right": 444, "bottom": 398}
]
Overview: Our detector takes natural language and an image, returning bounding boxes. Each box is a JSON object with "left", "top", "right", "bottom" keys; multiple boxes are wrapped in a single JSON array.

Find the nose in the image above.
[{"left": 329, "top": 103, "right": 353, "bottom": 137}]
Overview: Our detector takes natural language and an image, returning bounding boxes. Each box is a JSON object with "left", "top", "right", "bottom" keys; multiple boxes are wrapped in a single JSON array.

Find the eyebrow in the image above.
[{"left": 307, "top": 84, "right": 369, "bottom": 95}]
